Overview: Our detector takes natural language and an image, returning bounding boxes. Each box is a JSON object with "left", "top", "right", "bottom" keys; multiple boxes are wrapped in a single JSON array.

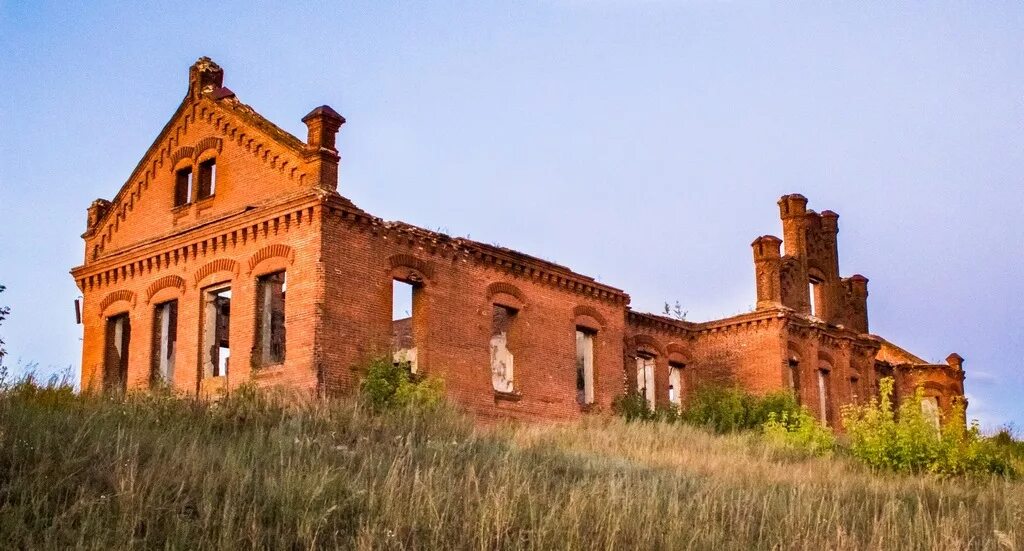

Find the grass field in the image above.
[{"left": 0, "top": 379, "right": 1020, "bottom": 550}]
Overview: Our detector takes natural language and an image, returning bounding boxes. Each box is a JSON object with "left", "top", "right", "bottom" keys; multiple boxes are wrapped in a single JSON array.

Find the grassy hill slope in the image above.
[{"left": 0, "top": 381, "right": 1020, "bottom": 550}]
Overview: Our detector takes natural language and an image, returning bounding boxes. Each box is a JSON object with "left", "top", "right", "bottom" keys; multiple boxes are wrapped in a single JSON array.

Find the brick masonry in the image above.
[{"left": 71, "top": 58, "right": 966, "bottom": 427}]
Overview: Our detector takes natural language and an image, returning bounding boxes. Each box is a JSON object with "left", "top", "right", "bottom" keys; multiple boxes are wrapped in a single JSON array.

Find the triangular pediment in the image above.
[{"left": 84, "top": 80, "right": 320, "bottom": 261}]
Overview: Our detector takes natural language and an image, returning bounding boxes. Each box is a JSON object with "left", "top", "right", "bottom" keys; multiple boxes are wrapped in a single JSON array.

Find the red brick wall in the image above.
[
  {"left": 318, "top": 201, "right": 628, "bottom": 421},
  {"left": 76, "top": 200, "right": 323, "bottom": 397}
]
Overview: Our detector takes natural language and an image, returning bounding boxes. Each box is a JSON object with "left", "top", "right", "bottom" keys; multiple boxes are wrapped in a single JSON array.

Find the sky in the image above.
[{"left": 1, "top": 1, "right": 1021, "bottom": 429}]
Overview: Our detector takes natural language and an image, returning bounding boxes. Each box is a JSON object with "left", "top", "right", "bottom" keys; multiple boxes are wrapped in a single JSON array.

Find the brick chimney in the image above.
[
  {"left": 188, "top": 57, "right": 224, "bottom": 99},
  {"left": 751, "top": 235, "right": 783, "bottom": 309},
  {"left": 302, "top": 105, "right": 346, "bottom": 191}
]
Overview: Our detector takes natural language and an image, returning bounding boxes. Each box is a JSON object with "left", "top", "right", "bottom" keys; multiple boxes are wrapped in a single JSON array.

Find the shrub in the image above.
[
  {"left": 611, "top": 390, "right": 658, "bottom": 422},
  {"left": 842, "top": 377, "right": 1015, "bottom": 477},
  {"left": 680, "top": 385, "right": 799, "bottom": 434},
  {"left": 359, "top": 356, "right": 445, "bottom": 411},
  {"left": 763, "top": 407, "right": 836, "bottom": 456},
  {"left": 613, "top": 384, "right": 800, "bottom": 434}
]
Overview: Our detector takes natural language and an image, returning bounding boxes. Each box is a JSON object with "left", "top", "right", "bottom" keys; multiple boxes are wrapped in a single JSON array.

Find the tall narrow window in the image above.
[
  {"left": 808, "top": 277, "right": 823, "bottom": 317},
  {"left": 921, "top": 396, "right": 941, "bottom": 432},
  {"left": 391, "top": 279, "right": 420, "bottom": 372},
  {"left": 196, "top": 159, "right": 216, "bottom": 200},
  {"left": 788, "top": 358, "right": 801, "bottom": 404},
  {"left": 668, "top": 361, "right": 685, "bottom": 406},
  {"left": 174, "top": 167, "right": 193, "bottom": 207},
  {"left": 636, "top": 354, "right": 656, "bottom": 408},
  {"left": 202, "top": 285, "right": 231, "bottom": 377},
  {"left": 575, "top": 328, "right": 595, "bottom": 405},
  {"left": 817, "top": 368, "right": 831, "bottom": 426},
  {"left": 255, "top": 271, "right": 286, "bottom": 366},
  {"left": 104, "top": 313, "right": 131, "bottom": 392},
  {"left": 849, "top": 376, "right": 860, "bottom": 404},
  {"left": 490, "top": 305, "right": 516, "bottom": 393},
  {"left": 151, "top": 300, "right": 177, "bottom": 385}
]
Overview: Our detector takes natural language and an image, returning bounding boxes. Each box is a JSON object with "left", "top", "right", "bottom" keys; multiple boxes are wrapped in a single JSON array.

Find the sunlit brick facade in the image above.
[{"left": 72, "top": 58, "right": 965, "bottom": 427}]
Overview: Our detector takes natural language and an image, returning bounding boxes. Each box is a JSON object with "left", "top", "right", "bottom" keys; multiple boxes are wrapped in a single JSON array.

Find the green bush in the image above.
[
  {"left": 359, "top": 356, "right": 445, "bottom": 411},
  {"left": 612, "top": 383, "right": 800, "bottom": 434},
  {"left": 681, "top": 385, "right": 800, "bottom": 434},
  {"left": 611, "top": 390, "right": 658, "bottom": 422},
  {"left": 763, "top": 407, "right": 836, "bottom": 456},
  {"left": 841, "top": 377, "right": 1015, "bottom": 477}
]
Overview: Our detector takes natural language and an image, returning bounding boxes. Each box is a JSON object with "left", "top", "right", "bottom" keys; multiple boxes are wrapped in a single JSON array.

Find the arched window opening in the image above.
[
  {"left": 490, "top": 304, "right": 517, "bottom": 394},
  {"left": 392, "top": 279, "right": 422, "bottom": 373},
  {"left": 575, "top": 328, "right": 595, "bottom": 405},
  {"left": 151, "top": 300, "right": 177, "bottom": 385},
  {"left": 668, "top": 361, "right": 685, "bottom": 406}
]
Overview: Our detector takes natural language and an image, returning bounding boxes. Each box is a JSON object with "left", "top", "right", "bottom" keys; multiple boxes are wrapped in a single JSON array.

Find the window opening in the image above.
[
  {"left": 788, "top": 358, "right": 801, "bottom": 404},
  {"left": 196, "top": 159, "right": 216, "bottom": 200},
  {"left": 202, "top": 285, "right": 231, "bottom": 378},
  {"left": 921, "top": 396, "right": 941, "bottom": 433},
  {"left": 391, "top": 279, "right": 419, "bottom": 372},
  {"left": 255, "top": 271, "right": 286, "bottom": 365},
  {"left": 104, "top": 313, "right": 131, "bottom": 392},
  {"left": 151, "top": 300, "right": 177, "bottom": 384},
  {"left": 817, "top": 368, "right": 831, "bottom": 426},
  {"left": 575, "top": 328, "right": 595, "bottom": 405},
  {"left": 490, "top": 305, "right": 516, "bottom": 393},
  {"left": 808, "top": 277, "right": 824, "bottom": 317},
  {"left": 174, "top": 167, "right": 193, "bottom": 206},
  {"left": 635, "top": 353, "right": 656, "bottom": 408},
  {"left": 668, "top": 361, "right": 685, "bottom": 406}
]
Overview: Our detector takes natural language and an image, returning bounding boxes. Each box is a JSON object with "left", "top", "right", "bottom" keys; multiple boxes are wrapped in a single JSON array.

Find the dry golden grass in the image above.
[{"left": 0, "top": 381, "right": 1020, "bottom": 550}]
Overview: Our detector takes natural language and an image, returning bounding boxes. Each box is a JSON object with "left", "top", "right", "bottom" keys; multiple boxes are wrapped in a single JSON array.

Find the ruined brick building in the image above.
[{"left": 72, "top": 58, "right": 966, "bottom": 428}]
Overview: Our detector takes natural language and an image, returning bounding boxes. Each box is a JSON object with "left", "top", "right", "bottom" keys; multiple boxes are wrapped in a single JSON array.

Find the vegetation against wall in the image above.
[{"left": 0, "top": 372, "right": 1021, "bottom": 549}]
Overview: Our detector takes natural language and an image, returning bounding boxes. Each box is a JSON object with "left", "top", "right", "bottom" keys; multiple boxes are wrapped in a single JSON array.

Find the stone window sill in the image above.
[{"left": 494, "top": 390, "right": 522, "bottom": 402}]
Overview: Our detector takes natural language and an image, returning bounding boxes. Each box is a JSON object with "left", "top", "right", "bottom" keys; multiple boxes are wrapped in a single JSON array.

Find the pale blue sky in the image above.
[{"left": 1, "top": 1, "right": 1021, "bottom": 429}]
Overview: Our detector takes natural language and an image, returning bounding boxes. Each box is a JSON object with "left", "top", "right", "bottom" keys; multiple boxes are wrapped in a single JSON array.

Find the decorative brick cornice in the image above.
[{"left": 72, "top": 198, "right": 318, "bottom": 294}]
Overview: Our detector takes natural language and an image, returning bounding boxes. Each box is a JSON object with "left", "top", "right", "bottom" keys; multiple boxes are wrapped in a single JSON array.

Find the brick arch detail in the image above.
[
  {"left": 918, "top": 380, "right": 949, "bottom": 396},
  {"left": 486, "top": 282, "right": 525, "bottom": 303},
  {"left": 817, "top": 349, "right": 835, "bottom": 369},
  {"left": 193, "top": 136, "right": 223, "bottom": 159},
  {"left": 632, "top": 334, "right": 666, "bottom": 357},
  {"left": 388, "top": 254, "right": 434, "bottom": 279},
  {"left": 787, "top": 341, "right": 803, "bottom": 362},
  {"left": 145, "top": 275, "right": 186, "bottom": 303},
  {"left": 170, "top": 146, "right": 195, "bottom": 168},
  {"left": 248, "top": 244, "right": 294, "bottom": 272},
  {"left": 99, "top": 289, "right": 136, "bottom": 314},
  {"left": 572, "top": 305, "right": 606, "bottom": 327},
  {"left": 665, "top": 343, "right": 691, "bottom": 363},
  {"left": 193, "top": 258, "right": 240, "bottom": 287}
]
